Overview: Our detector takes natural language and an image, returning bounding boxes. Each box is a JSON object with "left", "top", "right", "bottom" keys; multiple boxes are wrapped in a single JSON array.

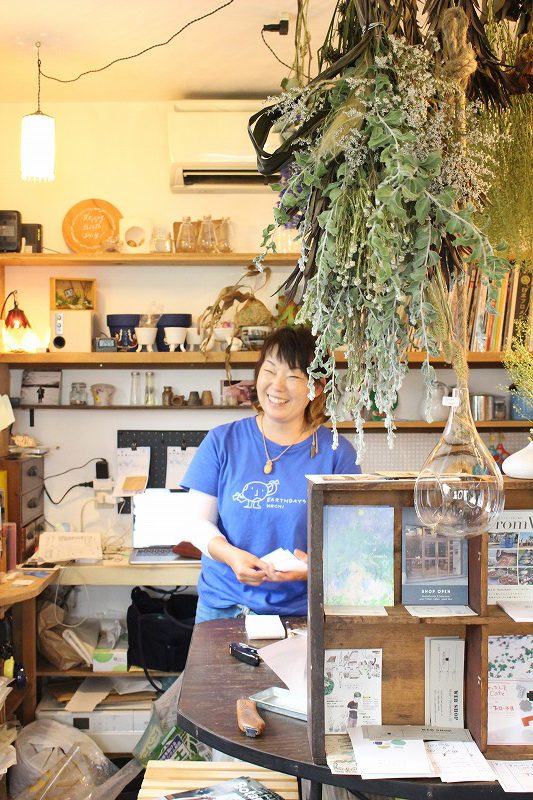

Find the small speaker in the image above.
[{"left": 49, "top": 310, "right": 94, "bottom": 352}]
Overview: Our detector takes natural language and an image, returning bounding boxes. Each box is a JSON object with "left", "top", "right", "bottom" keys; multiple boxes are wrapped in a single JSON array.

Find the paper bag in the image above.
[{"left": 37, "top": 602, "right": 87, "bottom": 670}]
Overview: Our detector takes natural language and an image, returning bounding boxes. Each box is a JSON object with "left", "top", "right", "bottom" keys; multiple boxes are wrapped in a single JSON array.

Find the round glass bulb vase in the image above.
[{"left": 414, "top": 387, "right": 504, "bottom": 538}]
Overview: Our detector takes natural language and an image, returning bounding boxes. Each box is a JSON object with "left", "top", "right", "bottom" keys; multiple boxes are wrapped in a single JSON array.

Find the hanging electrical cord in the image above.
[
  {"left": 44, "top": 481, "right": 94, "bottom": 505},
  {"left": 46, "top": 457, "right": 107, "bottom": 481},
  {"left": 39, "top": 1, "right": 235, "bottom": 84},
  {"left": 261, "top": 27, "right": 292, "bottom": 71}
]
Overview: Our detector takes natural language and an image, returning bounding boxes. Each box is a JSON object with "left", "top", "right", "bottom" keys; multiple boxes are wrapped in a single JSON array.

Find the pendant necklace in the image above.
[{"left": 259, "top": 415, "right": 315, "bottom": 474}]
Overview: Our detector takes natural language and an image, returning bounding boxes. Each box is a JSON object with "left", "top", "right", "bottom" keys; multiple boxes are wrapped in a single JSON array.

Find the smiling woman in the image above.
[{"left": 179, "top": 325, "right": 360, "bottom": 623}]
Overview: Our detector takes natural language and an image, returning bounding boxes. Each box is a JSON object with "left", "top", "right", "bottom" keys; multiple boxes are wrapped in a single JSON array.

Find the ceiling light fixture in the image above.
[{"left": 21, "top": 42, "right": 55, "bottom": 183}]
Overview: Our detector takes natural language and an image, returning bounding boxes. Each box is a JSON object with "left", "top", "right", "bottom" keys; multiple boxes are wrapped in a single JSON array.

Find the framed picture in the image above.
[
  {"left": 20, "top": 370, "right": 62, "bottom": 406},
  {"left": 50, "top": 278, "right": 96, "bottom": 311},
  {"left": 220, "top": 379, "right": 254, "bottom": 407}
]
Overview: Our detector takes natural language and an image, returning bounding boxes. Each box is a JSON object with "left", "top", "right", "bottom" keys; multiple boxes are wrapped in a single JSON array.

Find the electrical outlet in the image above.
[
  {"left": 95, "top": 492, "right": 116, "bottom": 507},
  {"left": 94, "top": 478, "right": 114, "bottom": 493}
]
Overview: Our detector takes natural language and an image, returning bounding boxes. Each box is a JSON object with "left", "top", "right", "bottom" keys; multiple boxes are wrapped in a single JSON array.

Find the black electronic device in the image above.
[
  {"left": 229, "top": 641, "right": 261, "bottom": 666},
  {"left": 94, "top": 336, "right": 118, "bottom": 352},
  {"left": 21, "top": 223, "right": 43, "bottom": 253},
  {"left": 0, "top": 211, "right": 22, "bottom": 252}
]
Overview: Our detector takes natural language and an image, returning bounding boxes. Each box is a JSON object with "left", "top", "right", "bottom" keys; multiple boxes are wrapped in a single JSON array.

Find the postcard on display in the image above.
[
  {"left": 488, "top": 635, "right": 533, "bottom": 746},
  {"left": 348, "top": 727, "right": 435, "bottom": 779},
  {"left": 425, "top": 741, "right": 495, "bottom": 783},
  {"left": 401, "top": 508, "right": 468, "bottom": 605},
  {"left": 425, "top": 637, "right": 465, "bottom": 728},
  {"left": 497, "top": 600, "right": 533, "bottom": 622},
  {"left": 324, "top": 648, "right": 382, "bottom": 734},
  {"left": 323, "top": 505, "right": 394, "bottom": 609},
  {"left": 487, "top": 510, "right": 533, "bottom": 603},
  {"left": 325, "top": 734, "right": 359, "bottom": 775},
  {"left": 488, "top": 760, "right": 533, "bottom": 793}
]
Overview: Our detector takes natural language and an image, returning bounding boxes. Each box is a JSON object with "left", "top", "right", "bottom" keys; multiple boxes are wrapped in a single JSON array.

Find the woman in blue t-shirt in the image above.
[{"left": 180, "top": 325, "right": 359, "bottom": 622}]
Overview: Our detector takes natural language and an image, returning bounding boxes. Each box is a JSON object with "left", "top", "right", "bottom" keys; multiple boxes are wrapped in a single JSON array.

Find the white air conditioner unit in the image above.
[{"left": 168, "top": 99, "right": 280, "bottom": 193}]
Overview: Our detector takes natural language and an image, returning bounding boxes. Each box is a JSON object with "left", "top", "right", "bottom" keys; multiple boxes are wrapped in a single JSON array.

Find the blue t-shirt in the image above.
[{"left": 181, "top": 416, "right": 359, "bottom": 615}]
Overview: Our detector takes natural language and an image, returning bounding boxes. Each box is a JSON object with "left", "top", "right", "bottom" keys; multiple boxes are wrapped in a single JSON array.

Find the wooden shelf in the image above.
[
  {"left": 18, "top": 404, "right": 250, "bottom": 411},
  {"left": 0, "top": 350, "right": 512, "bottom": 369},
  {"left": 5, "top": 686, "right": 29, "bottom": 716},
  {"left": 0, "top": 252, "right": 297, "bottom": 268},
  {"left": 37, "top": 657, "right": 177, "bottom": 678},
  {"left": 324, "top": 605, "right": 487, "bottom": 625}
]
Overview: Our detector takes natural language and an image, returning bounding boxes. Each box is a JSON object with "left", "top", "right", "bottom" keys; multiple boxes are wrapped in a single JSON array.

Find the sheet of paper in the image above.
[
  {"left": 488, "top": 635, "right": 533, "bottom": 746},
  {"left": 112, "top": 677, "right": 154, "bottom": 695},
  {"left": 405, "top": 605, "right": 476, "bottom": 617},
  {"left": 36, "top": 531, "right": 102, "bottom": 563},
  {"left": 325, "top": 606, "right": 387, "bottom": 616},
  {"left": 426, "top": 741, "right": 495, "bottom": 783},
  {"left": 165, "top": 446, "right": 198, "bottom": 489},
  {"left": 324, "top": 648, "right": 382, "bottom": 733},
  {"left": 489, "top": 760, "right": 533, "bottom": 792},
  {"left": 113, "top": 446, "right": 150, "bottom": 496},
  {"left": 428, "top": 638, "right": 465, "bottom": 727},
  {"left": 261, "top": 547, "right": 307, "bottom": 572},
  {"left": 325, "top": 734, "right": 359, "bottom": 775},
  {"left": 0, "top": 395, "right": 15, "bottom": 432},
  {"left": 245, "top": 614, "right": 286, "bottom": 640},
  {"left": 498, "top": 601, "right": 533, "bottom": 622},
  {"left": 363, "top": 725, "right": 473, "bottom": 742},
  {"left": 349, "top": 726, "right": 435, "bottom": 778},
  {"left": 65, "top": 677, "right": 113, "bottom": 712},
  {"left": 258, "top": 634, "right": 307, "bottom": 699}
]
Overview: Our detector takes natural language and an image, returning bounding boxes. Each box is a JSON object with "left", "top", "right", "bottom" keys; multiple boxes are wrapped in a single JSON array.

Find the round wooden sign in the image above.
[{"left": 62, "top": 198, "right": 122, "bottom": 253}]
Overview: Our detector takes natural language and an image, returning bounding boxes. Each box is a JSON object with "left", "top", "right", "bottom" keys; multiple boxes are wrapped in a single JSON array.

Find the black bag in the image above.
[{"left": 127, "top": 587, "right": 197, "bottom": 681}]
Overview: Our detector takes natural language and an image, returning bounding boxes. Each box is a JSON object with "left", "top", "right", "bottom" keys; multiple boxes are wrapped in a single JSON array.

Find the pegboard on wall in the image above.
[{"left": 117, "top": 430, "right": 208, "bottom": 512}]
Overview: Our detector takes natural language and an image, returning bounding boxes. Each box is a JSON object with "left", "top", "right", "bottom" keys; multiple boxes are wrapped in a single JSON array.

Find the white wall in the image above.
[{"left": 0, "top": 101, "right": 521, "bottom": 548}]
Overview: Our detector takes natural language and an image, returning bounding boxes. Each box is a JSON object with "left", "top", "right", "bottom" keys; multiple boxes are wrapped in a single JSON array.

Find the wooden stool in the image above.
[{"left": 138, "top": 760, "right": 300, "bottom": 800}]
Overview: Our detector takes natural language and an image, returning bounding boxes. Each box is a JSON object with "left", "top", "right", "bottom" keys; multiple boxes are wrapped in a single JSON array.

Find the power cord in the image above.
[{"left": 44, "top": 481, "right": 94, "bottom": 505}]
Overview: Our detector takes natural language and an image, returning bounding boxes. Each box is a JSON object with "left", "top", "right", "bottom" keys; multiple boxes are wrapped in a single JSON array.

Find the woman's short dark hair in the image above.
[{"left": 251, "top": 325, "right": 328, "bottom": 426}]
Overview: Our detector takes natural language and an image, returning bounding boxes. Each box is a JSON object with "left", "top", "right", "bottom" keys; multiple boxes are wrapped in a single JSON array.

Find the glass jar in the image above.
[
  {"left": 69, "top": 382, "right": 87, "bottom": 405},
  {"left": 130, "top": 371, "right": 142, "bottom": 406},
  {"left": 197, "top": 215, "right": 218, "bottom": 253},
  {"left": 176, "top": 217, "right": 195, "bottom": 253},
  {"left": 150, "top": 227, "right": 172, "bottom": 253},
  {"left": 162, "top": 386, "right": 173, "bottom": 406},
  {"left": 216, "top": 218, "right": 232, "bottom": 253},
  {"left": 144, "top": 371, "right": 156, "bottom": 406}
]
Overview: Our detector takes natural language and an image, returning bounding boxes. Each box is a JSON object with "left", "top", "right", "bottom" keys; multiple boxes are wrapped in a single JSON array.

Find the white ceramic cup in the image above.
[
  {"left": 186, "top": 327, "right": 214, "bottom": 351},
  {"left": 164, "top": 326, "right": 187, "bottom": 352},
  {"left": 134, "top": 326, "right": 157, "bottom": 351}
]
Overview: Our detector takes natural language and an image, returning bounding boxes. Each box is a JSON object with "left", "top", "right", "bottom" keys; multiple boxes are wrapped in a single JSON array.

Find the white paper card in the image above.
[
  {"left": 325, "top": 606, "right": 387, "bottom": 616},
  {"left": 489, "top": 760, "right": 533, "bottom": 792},
  {"left": 113, "top": 446, "right": 150, "bottom": 496},
  {"left": 65, "top": 677, "right": 113, "bottom": 712},
  {"left": 498, "top": 601, "right": 533, "bottom": 622},
  {"left": 324, "top": 648, "right": 382, "bottom": 733},
  {"left": 36, "top": 532, "right": 102, "bottom": 563},
  {"left": 406, "top": 605, "right": 476, "bottom": 617},
  {"left": 426, "top": 741, "right": 495, "bottom": 783},
  {"left": 0, "top": 395, "right": 15, "bottom": 432},
  {"left": 428, "top": 638, "right": 465, "bottom": 727},
  {"left": 349, "top": 726, "right": 435, "bottom": 778},
  {"left": 258, "top": 635, "right": 307, "bottom": 698},
  {"left": 261, "top": 547, "right": 307, "bottom": 572},
  {"left": 165, "top": 446, "right": 198, "bottom": 489},
  {"left": 363, "top": 725, "right": 472, "bottom": 742},
  {"left": 245, "top": 614, "right": 286, "bottom": 640}
]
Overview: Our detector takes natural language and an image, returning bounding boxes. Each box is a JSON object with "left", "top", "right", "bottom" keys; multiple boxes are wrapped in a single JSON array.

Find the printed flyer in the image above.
[{"left": 324, "top": 648, "right": 382, "bottom": 734}]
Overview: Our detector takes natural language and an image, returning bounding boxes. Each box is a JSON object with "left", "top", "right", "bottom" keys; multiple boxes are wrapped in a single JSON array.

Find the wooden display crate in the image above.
[
  {"left": 50, "top": 278, "right": 96, "bottom": 310},
  {"left": 306, "top": 476, "right": 533, "bottom": 765}
]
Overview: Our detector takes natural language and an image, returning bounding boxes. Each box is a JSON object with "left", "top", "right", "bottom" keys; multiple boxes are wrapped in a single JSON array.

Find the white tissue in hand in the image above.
[{"left": 261, "top": 547, "right": 307, "bottom": 572}]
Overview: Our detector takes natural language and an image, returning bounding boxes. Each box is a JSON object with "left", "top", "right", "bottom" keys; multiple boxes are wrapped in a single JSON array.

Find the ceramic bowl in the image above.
[
  {"left": 240, "top": 325, "right": 272, "bottom": 351},
  {"left": 164, "top": 326, "right": 187, "bottom": 352},
  {"left": 106, "top": 314, "right": 140, "bottom": 352},
  {"left": 156, "top": 313, "right": 192, "bottom": 352}
]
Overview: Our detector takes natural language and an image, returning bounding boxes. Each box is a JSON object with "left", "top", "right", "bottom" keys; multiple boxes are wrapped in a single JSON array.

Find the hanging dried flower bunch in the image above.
[{"left": 250, "top": 0, "right": 529, "bottom": 459}]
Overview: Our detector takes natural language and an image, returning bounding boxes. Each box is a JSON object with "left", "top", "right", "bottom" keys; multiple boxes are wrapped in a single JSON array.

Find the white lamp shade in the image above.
[{"left": 21, "top": 112, "right": 55, "bottom": 182}]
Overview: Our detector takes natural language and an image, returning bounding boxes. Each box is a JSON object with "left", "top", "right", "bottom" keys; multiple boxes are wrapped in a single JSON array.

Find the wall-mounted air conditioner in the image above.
[{"left": 168, "top": 99, "right": 280, "bottom": 193}]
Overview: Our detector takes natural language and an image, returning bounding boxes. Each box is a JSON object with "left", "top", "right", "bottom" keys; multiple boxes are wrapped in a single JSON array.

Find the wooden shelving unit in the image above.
[
  {"left": 37, "top": 657, "right": 174, "bottom": 678},
  {"left": 0, "top": 252, "right": 297, "bottom": 268},
  {"left": 0, "top": 350, "right": 511, "bottom": 369}
]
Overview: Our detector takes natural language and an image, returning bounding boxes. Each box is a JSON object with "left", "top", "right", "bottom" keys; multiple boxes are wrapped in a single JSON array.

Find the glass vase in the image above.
[{"left": 414, "top": 387, "right": 504, "bottom": 538}]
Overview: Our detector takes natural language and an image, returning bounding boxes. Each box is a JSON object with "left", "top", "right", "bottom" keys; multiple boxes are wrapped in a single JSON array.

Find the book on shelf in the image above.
[
  {"left": 490, "top": 270, "right": 509, "bottom": 352},
  {"left": 152, "top": 777, "right": 285, "bottom": 800},
  {"left": 502, "top": 266, "right": 521, "bottom": 350},
  {"left": 323, "top": 505, "right": 394, "bottom": 610},
  {"left": 487, "top": 510, "right": 533, "bottom": 604},
  {"left": 401, "top": 508, "right": 468, "bottom": 606},
  {"left": 488, "top": 634, "right": 533, "bottom": 746}
]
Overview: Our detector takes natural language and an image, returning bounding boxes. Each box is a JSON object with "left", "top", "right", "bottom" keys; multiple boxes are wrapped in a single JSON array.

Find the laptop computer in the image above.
[{"left": 129, "top": 488, "right": 200, "bottom": 564}]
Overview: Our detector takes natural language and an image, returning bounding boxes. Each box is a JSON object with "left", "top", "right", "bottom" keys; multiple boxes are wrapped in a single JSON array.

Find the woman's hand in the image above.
[
  {"left": 264, "top": 549, "right": 308, "bottom": 582},
  {"left": 208, "top": 538, "right": 269, "bottom": 585}
]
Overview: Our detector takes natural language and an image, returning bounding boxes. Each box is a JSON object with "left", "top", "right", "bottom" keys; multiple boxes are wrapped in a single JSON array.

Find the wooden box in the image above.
[
  {"left": 50, "top": 278, "right": 96, "bottom": 311},
  {"left": 307, "top": 476, "right": 533, "bottom": 765}
]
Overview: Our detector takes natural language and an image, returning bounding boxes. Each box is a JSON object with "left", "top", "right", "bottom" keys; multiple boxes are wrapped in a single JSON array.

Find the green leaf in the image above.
[{"left": 415, "top": 196, "right": 430, "bottom": 224}]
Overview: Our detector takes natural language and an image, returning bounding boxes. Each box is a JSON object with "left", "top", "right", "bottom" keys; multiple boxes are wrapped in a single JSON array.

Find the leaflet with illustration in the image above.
[
  {"left": 487, "top": 510, "right": 533, "bottom": 603},
  {"left": 324, "top": 648, "right": 382, "bottom": 734},
  {"left": 488, "top": 635, "right": 533, "bottom": 746}
]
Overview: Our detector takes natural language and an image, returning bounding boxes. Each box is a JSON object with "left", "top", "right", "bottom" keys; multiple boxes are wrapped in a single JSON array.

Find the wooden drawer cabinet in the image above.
[{"left": 0, "top": 456, "right": 45, "bottom": 563}]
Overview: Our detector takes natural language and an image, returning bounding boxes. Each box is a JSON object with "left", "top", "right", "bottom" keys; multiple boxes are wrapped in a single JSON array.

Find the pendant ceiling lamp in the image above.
[{"left": 21, "top": 42, "right": 55, "bottom": 182}]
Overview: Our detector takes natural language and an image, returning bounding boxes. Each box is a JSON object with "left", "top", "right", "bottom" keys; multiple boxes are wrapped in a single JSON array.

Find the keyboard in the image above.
[{"left": 129, "top": 546, "right": 182, "bottom": 564}]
